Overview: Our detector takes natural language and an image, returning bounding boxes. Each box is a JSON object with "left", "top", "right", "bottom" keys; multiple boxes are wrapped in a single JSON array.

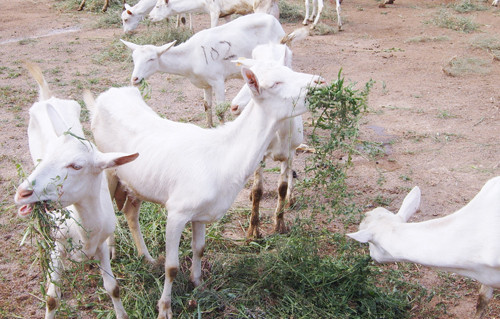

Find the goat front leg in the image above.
[
  {"left": 274, "top": 161, "right": 290, "bottom": 234},
  {"left": 203, "top": 88, "right": 213, "bottom": 127},
  {"left": 303, "top": 0, "right": 311, "bottom": 25},
  {"left": 157, "top": 215, "right": 189, "bottom": 319},
  {"left": 475, "top": 284, "right": 494, "bottom": 318},
  {"left": 311, "top": 0, "right": 323, "bottom": 27},
  {"left": 284, "top": 159, "right": 296, "bottom": 209},
  {"left": 96, "top": 244, "right": 129, "bottom": 319},
  {"left": 102, "top": 0, "right": 110, "bottom": 12},
  {"left": 122, "top": 197, "right": 155, "bottom": 264},
  {"left": 45, "top": 245, "right": 63, "bottom": 319},
  {"left": 190, "top": 221, "right": 206, "bottom": 286},
  {"left": 77, "top": 0, "right": 86, "bottom": 11},
  {"left": 335, "top": 0, "right": 342, "bottom": 30},
  {"left": 247, "top": 164, "right": 264, "bottom": 239}
]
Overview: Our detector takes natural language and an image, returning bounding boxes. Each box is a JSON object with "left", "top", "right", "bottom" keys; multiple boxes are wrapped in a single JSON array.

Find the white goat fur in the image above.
[
  {"left": 121, "top": 13, "right": 286, "bottom": 127},
  {"left": 149, "top": 0, "right": 279, "bottom": 29},
  {"left": 348, "top": 177, "right": 500, "bottom": 318},
  {"left": 230, "top": 41, "right": 302, "bottom": 238},
  {"left": 121, "top": 0, "right": 192, "bottom": 33},
  {"left": 88, "top": 60, "right": 322, "bottom": 318},
  {"left": 14, "top": 63, "right": 137, "bottom": 319},
  {"left": 303, "top": 0, "right": 342, "bottom": 30},
  {"left": 493, "top": 0, "right": 499, "bottom": 6}
]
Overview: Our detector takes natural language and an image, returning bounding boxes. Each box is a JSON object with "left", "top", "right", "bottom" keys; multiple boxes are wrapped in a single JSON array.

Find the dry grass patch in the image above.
[{"left": 442, "top": 56, "right": 491, "bottom": 76}]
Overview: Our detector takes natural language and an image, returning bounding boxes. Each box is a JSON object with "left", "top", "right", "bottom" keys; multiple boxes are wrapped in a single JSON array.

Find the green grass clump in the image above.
[
  {"left": 279, "top": 0, "right": 305, "bottom": 23},
  {"left": 405, "top": 35, "right": 450, "bottom": 43},
  {"left": 93, "top": 22, "right": 194, "bottom": 65},
  {"left": 450, "top": 0, "right": 488, "bottom": 13},
  {"left": 102, "top": 213, "right": 415, "bottom": 318},
  {"left": 427, "top": 9, "right": 480, "bottom": 33},
  {"left": 443, "top": 56, "right": 490, "bottom": 76}
]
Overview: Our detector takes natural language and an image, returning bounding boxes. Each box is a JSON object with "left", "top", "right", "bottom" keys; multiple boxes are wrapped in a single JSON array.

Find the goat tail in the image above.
[
  {"left": 23, "top": 61, "right": 53, "bottom": 101},
  {"left": 83, "top": 89, "right": 96, "bottom": 113},
  {"left": 281, "top": 27, "right": 310, "bottom": 47}
]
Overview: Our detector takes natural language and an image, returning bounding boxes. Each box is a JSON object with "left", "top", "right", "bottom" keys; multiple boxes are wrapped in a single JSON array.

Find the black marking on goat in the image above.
[
  {"left": 210, "top": 47, "right": 220, "bottom": 61},
  {"left": 201, "top": 46, "right": 209, "bottom": 65}
]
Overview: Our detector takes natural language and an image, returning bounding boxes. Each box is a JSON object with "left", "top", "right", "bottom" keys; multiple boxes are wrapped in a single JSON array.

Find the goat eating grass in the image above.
[{"left": 348, "top": 177, "right": 500, "bottom": 318}]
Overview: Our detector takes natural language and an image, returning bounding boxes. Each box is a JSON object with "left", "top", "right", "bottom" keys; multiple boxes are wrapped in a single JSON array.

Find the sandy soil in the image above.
[{"left": 1, "top": 0, "right": 500, "bottom": 317}]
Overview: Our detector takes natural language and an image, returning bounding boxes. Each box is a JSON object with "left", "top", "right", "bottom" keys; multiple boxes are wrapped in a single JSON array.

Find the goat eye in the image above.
[
  {"left": 68, "top": 163, "right": 82, "bottom": 170},
  {"left": 270, "top": 82, "right": 282, "bottom": 89}
]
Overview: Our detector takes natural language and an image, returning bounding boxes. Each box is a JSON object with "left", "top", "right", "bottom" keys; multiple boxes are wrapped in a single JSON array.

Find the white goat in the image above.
[
  {"left": 122, "top": 0, "right": 192, "bottom": 33},
  {"left": 14, "top": 63, "right": 137, "bottom": 319},
  {"left": 88, "top": 59, "right": 323, "bottom": 318},
  {"left": 348, "top": 177, "right": 500, "bottom": 318},
  {"left": 149, "top": 0, "right": 279, "bottom": 29},
  {"left": 230, "top": 39, "right": 304, "bottom": 238},
  {"left": 121, "top": 13, "right": 287, "bottom": 127},
  {"left": 303, "top": 0, "right": 342, "bottom": 30}
]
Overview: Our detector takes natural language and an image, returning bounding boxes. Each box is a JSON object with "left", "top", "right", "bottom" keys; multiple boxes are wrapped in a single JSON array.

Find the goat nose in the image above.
[
  {"left": 132, "top": 77, "right": 139, "bottom": 85},
  {"left": 230, "top": 104, "right": 239, "bottom": 113},
  {"left": 17, "top": 187, "right": 33, "bottom": 199}
]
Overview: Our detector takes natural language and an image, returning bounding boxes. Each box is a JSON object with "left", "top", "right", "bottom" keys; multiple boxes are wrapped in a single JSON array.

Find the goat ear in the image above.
[
  {"left": 157, "top": 41, "right": 176, "bottom": 56},
  {"left": 241, "top": 67, "right": 260, "bottom": 95},
  {"left": 120, "top": 39, "right": 140, "bottom": 51},
  {"left": 46, "top": 103, "right": 70, "bottom": 137},
  {"left": 124, "top": 3, "right": 131, "bottom": 11},
  {"left": 396, "top": 186, "right": 421, "bottom": 222},
  {"left": 95, "top": 152, "right": 139, "bottom": 170},
  {"left": 347, "top": 230, "right": 372, "bottom": 243}
]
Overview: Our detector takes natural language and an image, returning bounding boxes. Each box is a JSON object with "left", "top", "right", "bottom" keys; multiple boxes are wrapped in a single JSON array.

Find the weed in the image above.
[
  {"left": 300, "top": 70, "right": 373, "bottom": 217},
  {"left": 279, "top": 0, "right": 305, "bottom": 23},
  {"left": 471, "top": 35, "right": 500, "bottom": 59},
  {"left": 451, "top": 0, "right": 488, "bottom": 13},
  {"left": 427, "top": 9, "right": 480, "bottom": 33},
  {"left": 443, "top": 56, "right": 490, "bottom": 76},
  {"left": 374, "top": 194, "right": 392, "bottom": 206},
  {"left": 405, "top": 35, "right": 450, "bottom": 43}
]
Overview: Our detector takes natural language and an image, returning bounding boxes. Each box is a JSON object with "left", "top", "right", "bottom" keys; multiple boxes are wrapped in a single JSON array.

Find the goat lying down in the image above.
[
  {"left": 348, "top": 176, "right": 500, "bottom": 318},
  {"left": 121, "top": 13, "right": 290, "bottom": 127},
  {"left": 87, "top": 59, "right": 323, "bottom": 318},
  {"left": 14, "top": 63, "right": 137, "bottom": 319}
]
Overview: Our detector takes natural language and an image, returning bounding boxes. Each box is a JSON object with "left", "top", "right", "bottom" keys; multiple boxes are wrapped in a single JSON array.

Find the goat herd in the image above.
[{"left": 10, "top": 0, "right": 500, "bottom": 318}]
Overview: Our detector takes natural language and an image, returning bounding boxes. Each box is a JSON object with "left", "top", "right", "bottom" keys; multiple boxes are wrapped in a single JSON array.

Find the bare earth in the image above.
[{"left": 0, "top": 0, "right": 500, "bottom": 317}]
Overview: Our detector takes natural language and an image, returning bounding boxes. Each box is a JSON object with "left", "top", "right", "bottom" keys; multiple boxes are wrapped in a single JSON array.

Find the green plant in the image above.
[
  {"left": 443, "top": 56, "right": 490, "bottom": 76},
  {"left": 427, "top": 9, "right": 480, "bottom": 33},
  {"left": 451, "top": 0, "right": 488, "bottom": 13},
  {"left": 300, "top": 70, "right": 373, "bottom": 216},
  {"left": 279, "top": 0, "right": 305, "bottom": 23}
]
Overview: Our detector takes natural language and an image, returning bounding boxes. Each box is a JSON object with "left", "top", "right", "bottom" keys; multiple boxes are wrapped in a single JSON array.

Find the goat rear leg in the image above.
[
  {"left": 247, "top": 166, "right": 263, "bottom": 239},
  {"left": 122, "top": 197, "right": 156, "bottom": 264},
  {"left": 475, "top": 284, "right": 493, "bottom": 318}
]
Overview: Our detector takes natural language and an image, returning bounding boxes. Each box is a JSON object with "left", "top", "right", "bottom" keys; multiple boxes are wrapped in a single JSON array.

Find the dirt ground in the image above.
[{"left": 1, "top": 0, "right": 500, "bottom": 317}]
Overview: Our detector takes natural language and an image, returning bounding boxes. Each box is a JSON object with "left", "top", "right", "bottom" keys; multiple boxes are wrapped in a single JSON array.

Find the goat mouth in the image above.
[{"left": 17, "top": 201, "right": 54, "bottom": 218}]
